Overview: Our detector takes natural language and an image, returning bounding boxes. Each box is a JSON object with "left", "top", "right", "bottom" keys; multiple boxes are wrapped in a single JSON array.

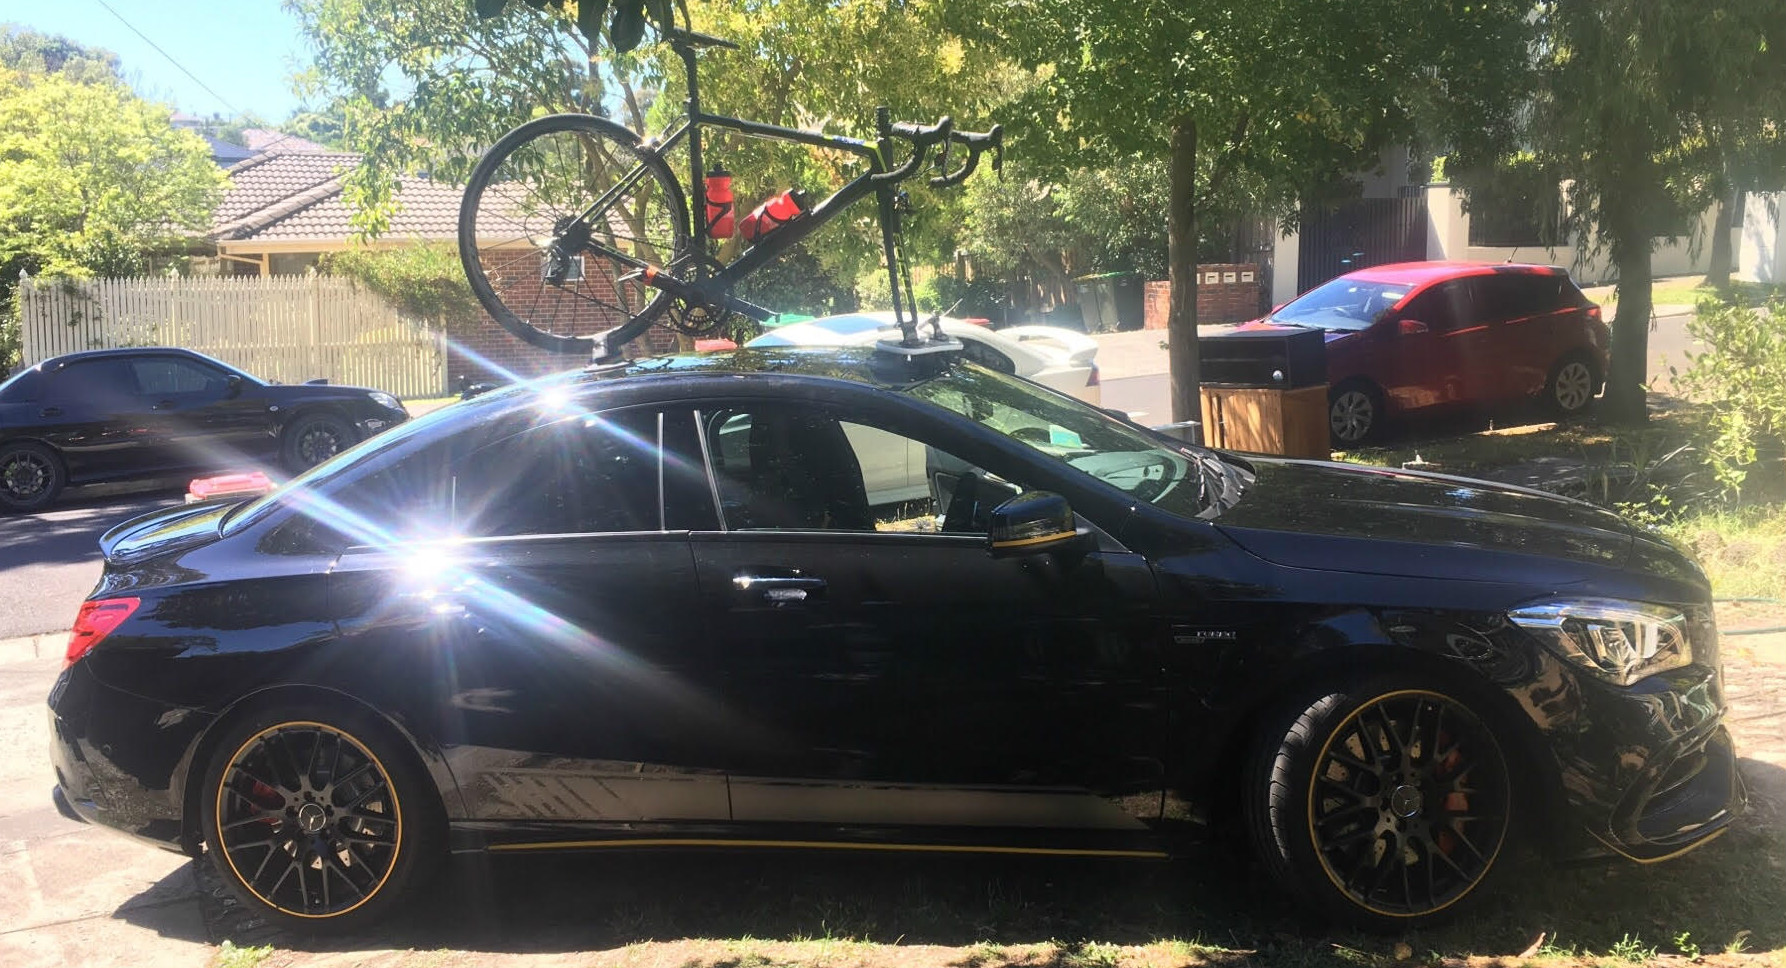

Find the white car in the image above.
[
  {"left": 745, "top": 312, "right": 1102, "bottom": 405},
  {"left": 744, "top": 313, "right": 1103, "bottom": 507}
]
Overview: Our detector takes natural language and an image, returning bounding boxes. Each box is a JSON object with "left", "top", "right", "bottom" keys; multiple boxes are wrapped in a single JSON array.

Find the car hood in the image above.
[
  {"left": 99, "top": 501, "right": 232, "bottom": 564},
  {"left": 1228, "top": 319, "right": 1358, "bottom": 343},
  {"left": 1212, "top": 457, "right": 1655, "bottom": 580}
]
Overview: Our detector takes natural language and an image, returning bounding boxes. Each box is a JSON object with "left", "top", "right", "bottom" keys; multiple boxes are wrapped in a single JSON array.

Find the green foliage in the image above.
[
  {"left": 1673, "top": 296, "right": 1786, "bottom": 498},
  {"left": 0, "top": 25, "right": 121, "bottom": 84},
  {"left": 213, "top": 940, "right": 275, "bottom": 968},
  {"left": 320, "top": 242, "right": 484, "bottom": 331},
  {"left": 733, "top": 244, "right": 857, "bottom": 319},
  {"left": 471, "top": 0, "right": 672, "bottom": 53},
  {"left": 1674, "top": 931, "right": 1702, "bottom": 959},
  {"left": 1458, "top": 0, "right": 1786, "bottom": 420}
]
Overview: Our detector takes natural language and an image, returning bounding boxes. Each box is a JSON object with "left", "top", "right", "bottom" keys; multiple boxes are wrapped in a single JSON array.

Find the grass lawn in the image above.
[{"left": 1587, "top": 276, "right": 1785, "bottom": 311}]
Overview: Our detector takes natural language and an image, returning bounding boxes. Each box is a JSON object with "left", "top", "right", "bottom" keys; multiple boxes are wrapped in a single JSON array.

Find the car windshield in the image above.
[
  {"left": 1270, "top": 278, "right": 1412, "bottom": 331},
  {"left": 910, "top": 364, "right": 1250, "bottom": 519}
]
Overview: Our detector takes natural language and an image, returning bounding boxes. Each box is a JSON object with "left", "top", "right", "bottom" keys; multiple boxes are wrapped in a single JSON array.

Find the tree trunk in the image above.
[
  {"left": 1705, "top": 193, "right": 1734, "bottom": 291},
  {"left": 1167, "top": 118, "right": 1201, "bottom": 424},
  {"left": 1603, "top": 199, "right": 1653, "bottom": 425}
]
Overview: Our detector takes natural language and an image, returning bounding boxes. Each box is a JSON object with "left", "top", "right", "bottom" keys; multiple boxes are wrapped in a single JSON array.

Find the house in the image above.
[
  {"left": 204, "top": 149, "right": 665, "bottom": 385},
  {"left": 1268, "top": 147, "right": 1742, "bottom": 306}
]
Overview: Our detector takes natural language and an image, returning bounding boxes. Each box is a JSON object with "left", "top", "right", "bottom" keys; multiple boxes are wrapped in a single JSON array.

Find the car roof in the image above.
[{"left": 1344, "top": 261, "right": 1570, "bottom": 286}]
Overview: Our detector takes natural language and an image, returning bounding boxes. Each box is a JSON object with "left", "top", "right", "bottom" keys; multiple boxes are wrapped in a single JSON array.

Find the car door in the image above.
[
  {"left": 325, "top": 406, "right": 735, "bottom": 824},
  {"left": 688, "top": 398, "right": 1169, "bottom": 834},
  {"left": 1475, "top": 274, "right": 1568, "bottom": 399},
  {"left": 33, "top": 358, "right": 150, "bottom": 480},
  {"left": 126, "top": 354, "right": 273, "bottom": 470},
  {"left": 1381, "top": 280, "right": 1475, "bottom": 412}
]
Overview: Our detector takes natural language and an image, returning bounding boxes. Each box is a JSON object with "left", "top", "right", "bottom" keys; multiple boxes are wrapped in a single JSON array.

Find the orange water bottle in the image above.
[{"left": 704, "top": 165, "right": 735, "bottom": 239}]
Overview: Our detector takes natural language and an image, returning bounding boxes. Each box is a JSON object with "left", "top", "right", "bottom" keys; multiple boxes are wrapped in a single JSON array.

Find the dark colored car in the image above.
[
  {"left": 1244, "top": 263, "right": 1610, "bottom": 445},
  {"left": 48, "top": 348, "right": 1739, "bottom": 933},
  {"left": 0, "top": 348, "right": 410, "bottom": 511}
]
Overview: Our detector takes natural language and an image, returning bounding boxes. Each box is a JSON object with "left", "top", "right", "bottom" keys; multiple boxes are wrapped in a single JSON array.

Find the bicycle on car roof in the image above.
[{"left": 456, "top": 21, "right": 1003, "bottom": 363}]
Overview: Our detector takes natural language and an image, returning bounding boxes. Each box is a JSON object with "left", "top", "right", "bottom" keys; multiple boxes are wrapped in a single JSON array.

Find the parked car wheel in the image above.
[
  {"left": 283, "top": 413, "right": 354, "bottom": 473},
  {"left": 1242, "top": 674, "right": 1513, "bottom": 931},
  {"left": 0, "top": 441, "right": 66, "bottom": 512},
  {"left": 1329, "top": 381, "right": 1383, "bottom": 447},
  {"left": 1546, "top": 354, "right": 1598, "bottom": 417},
  {"left": 200, "top": 702, "right": 444, "bottom": 933}
]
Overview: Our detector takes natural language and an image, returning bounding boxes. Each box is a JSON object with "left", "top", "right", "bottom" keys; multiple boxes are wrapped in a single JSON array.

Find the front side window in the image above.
[
  {"left": 131, "top": 357, "right": 226, "bottom": 397},
  {"left": 701, "top": 406, "right": 1016, "bottom": 534},
  {"left": 1401, "top": 281, "right": 1475, "bottom": 332}
]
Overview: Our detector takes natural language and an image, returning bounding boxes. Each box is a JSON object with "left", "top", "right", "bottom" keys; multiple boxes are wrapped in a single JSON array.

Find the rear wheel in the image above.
[
  {"left": 1546, "top": 354, "right": 1598, "bottom": 417},
  {"left": 0, "top": 441, "right": 65, "bottom": 512},
  {"left": 458, "top": 113, "right": 692, "bottom": 358},
  {"left": 200, "top": 703, "right": 443, "bottom": 933},
  {"left": 1243, "top": 674, "right": 1513, "bottom": 931}
]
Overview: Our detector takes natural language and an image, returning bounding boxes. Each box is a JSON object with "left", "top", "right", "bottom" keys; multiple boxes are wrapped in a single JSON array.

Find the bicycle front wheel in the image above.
[{"left": 458, "top": 114, "right": 691, "bottom": 357}]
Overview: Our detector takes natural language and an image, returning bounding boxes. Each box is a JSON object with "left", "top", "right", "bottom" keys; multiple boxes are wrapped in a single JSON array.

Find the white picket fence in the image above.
[{"left": 17, "top": 274, "right": 449, "bottom": 399}]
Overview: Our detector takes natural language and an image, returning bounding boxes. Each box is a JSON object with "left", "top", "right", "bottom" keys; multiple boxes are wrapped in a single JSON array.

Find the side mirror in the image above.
[
  {"left": 986, "top": 490, "right": 1092, "bottom": 559},
  {"left": 1397, "top": 318, "right": 1430, "bottom": 335},
  {"left": 224, "top": 374, "right": 244, "bottom": 398}
]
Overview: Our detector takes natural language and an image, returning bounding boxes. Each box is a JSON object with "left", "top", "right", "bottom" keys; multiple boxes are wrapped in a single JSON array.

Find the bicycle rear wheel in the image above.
[{"left": 458, "top": 114, "right": 691, "bottom": 357}]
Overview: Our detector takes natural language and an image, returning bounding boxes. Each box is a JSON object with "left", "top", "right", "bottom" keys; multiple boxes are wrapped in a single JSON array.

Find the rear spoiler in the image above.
[{"left": 997, "top": 326, "right": 1099, "bottom": 367}]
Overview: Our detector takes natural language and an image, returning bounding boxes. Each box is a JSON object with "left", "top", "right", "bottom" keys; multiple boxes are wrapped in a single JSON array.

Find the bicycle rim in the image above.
[{"left": 458, "top": 114, "right": 690, "bottom": 357}]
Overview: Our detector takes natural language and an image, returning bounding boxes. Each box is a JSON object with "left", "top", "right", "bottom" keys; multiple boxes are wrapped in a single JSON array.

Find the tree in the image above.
[
  {"left": 0, "top": 25, "right": 122, "bottom": 84},
  {"left": 0, "top": 69, "right": 226, "bottom": 371},
  {"left": 1493, "top": 0, "right": 1786, "bottom": 423},
  {"left": 951, "top": 0, "right": 1530, "bottom": 421}
]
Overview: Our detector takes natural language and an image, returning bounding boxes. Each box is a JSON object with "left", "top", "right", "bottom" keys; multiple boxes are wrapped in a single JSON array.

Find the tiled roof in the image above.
[
  {"left": 211, "top": 151, "right": 462, "bottom": 244},
  {"left": 240, "top": 128, "right": 331, "bottom": 155}
]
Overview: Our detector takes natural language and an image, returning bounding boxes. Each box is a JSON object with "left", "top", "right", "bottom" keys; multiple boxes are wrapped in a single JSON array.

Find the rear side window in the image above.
[
  {"left": 452, "top": 408, "right": 663, "bottom": 537},
  {"left": 1472, "top": 274, "right": 1574, "bottom": 321},
  {"left": 43, "top": 359, "right": 135, "bottom": 406},
  {"left": 0, "top": 368, "right": 43, "bottom": 403}
]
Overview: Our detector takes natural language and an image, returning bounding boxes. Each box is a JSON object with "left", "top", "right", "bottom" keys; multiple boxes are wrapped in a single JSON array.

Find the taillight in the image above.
[
  {"left": 1587, "top": 304, "right": 1602, "bottom": 322},
  {"left": 65, "top": 598, "right": 140, "bottom": 668}
]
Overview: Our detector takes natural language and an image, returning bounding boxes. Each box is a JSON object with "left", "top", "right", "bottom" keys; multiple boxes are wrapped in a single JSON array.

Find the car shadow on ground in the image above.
[
  {"left": 109, "top": 759, "right": 1786, "bottom": 961},
  {"left": 0, "top": 486, "right": 183, "bottom": 572}
]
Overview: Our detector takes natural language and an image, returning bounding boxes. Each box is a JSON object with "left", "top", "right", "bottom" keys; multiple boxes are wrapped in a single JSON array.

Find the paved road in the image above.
[{"left": 0, "top": 488, "right": 181, "bottom": 640}]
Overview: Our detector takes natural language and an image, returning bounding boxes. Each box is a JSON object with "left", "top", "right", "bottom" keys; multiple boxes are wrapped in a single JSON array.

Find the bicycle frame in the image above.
[{"left": 626, "top": 42, "right": 917, "bottom": 322}]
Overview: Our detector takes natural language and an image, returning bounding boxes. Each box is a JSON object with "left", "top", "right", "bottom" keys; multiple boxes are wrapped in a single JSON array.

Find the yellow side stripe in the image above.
[
  {"left": 486, "top": 837, "right": 1169, "bottom": 859},
  {"left": 989, "top": 530, "right": 1076, "bottom": 549}
]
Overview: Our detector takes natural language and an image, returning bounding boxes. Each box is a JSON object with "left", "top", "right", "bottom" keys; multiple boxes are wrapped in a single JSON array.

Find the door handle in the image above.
[
  {"left": 38, "top": 406, "right": 62, "bottom": 417},
  {"left": 150, "top": 399, "right": 176, "bottom": 411},
  {"left": 733, "top": 571, "right": 827, "bottom": 604}
]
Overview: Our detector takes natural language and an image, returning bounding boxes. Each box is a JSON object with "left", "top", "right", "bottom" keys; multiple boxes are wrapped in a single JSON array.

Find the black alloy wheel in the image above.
[
  {"left": 0, "top": 442, "right": 65, "bottom": 512},
  {"left": 1246, "top": 678, "right": 1513, "bottom": 930},
  {"left": 202, "top": 706, "right": 442, "bottom": 931},
  {"left": 284, "top": 414, "right": 353, "bottom": 472},
  {"left": 212, "top": 722, "right": 400, "bottom": 919}
]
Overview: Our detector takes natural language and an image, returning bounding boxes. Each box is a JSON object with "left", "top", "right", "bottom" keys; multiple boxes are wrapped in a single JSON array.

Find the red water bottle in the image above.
[
  {"left": 704, "top": 165, "right": 734, "bottom": 239},
  {"left": 740, "top": 188, "right": 809, "bottom": 244}
]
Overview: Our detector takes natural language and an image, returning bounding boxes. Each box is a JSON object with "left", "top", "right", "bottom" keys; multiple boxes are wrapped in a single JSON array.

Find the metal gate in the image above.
[{"left": 1297, "top": 197, "right": 1429, "bottom": 293}]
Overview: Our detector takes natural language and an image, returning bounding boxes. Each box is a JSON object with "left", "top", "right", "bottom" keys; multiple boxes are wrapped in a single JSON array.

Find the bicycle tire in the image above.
[{"left": 458, "top": 113, "right": 692, "bottom": 357}]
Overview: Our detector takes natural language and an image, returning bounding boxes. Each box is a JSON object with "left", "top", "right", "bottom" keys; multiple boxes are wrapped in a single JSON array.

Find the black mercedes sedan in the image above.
[
  {"left": 0, "top": 347, "right": 410, "bottom": 511},
  {"left": 47, "top": 347, "right": 1741, "bottom": 933}
]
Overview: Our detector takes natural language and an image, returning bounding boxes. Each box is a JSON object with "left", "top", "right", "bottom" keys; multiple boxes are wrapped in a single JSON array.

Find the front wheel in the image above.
[
  {"left": 1243, "top": 675, "right": 1514, "bottom": 931},
  {"left": 458, "top": 113, "right": 692, "bottom": 357},
  {"left": 200, "top": 703, "right": 444, "bottom": 933}
]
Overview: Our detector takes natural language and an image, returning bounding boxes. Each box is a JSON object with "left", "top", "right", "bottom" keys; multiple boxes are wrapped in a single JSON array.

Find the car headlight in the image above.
[
  {"left": 368, "top": 391, "right": 403, "bottom": 411},
  {"left": 1507, "top": 597, "right": 1694, "bottom": 686}
]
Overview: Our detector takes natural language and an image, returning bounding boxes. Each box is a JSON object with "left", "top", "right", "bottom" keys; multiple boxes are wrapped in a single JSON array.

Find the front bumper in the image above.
[
  {"left": 47, "top": 662, "right": 214, "bottom": 854},
  {"left": 1587, "top": 723, "right": 1745, "bottom": 862}
]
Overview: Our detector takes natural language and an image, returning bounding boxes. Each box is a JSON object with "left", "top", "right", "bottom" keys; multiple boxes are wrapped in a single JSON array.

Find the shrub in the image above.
[
  {"left": 319, "top": 241, "right": 482, "bottom": 332},
  {"left": 1673, "top": 295, "right": 1786, "bottom": 499}
]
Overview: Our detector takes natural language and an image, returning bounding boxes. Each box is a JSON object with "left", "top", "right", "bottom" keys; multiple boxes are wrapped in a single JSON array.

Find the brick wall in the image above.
[
  {"left": 1143, "top": 264, "right": 1263, "bottom": 329},
  {"left": 449, "top": 250, "right": 682, "bottom": 389}
]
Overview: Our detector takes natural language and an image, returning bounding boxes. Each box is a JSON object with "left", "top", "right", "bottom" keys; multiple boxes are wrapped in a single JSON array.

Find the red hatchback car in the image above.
[{"left": 1246, "top": 262, "right": 1610, "bottom": 445}]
